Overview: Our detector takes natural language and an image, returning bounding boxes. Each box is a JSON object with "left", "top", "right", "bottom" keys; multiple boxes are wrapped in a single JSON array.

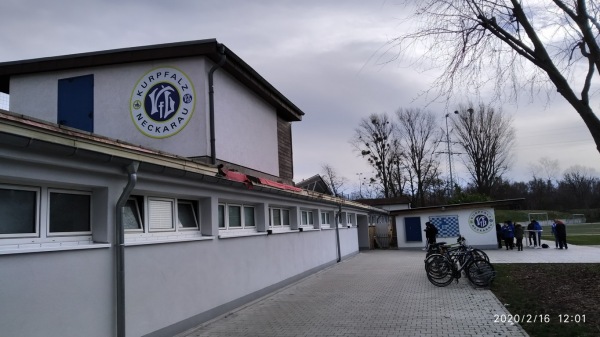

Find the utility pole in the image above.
[{"left": 443, "top": 111, "right": 459, "bottom": 196}]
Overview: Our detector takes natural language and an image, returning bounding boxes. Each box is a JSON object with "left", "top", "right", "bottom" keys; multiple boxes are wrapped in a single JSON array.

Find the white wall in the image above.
[
  {"left": 8, "top": 57, "right": 282, "bottom": 176},
  {"left": 395, "top": 207, "right": 497, "bottom": 249},
  {"left": 0, "top": 143, "right": 362, "bottom": 337},
  {"left": 213, "top": 69, "right": 279, "bottom": 176}
]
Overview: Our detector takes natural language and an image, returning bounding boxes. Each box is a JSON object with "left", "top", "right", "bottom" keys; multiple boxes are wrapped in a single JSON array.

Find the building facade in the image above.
[{"left": 0, "top": 40, "right": 386, "bottom": 337}]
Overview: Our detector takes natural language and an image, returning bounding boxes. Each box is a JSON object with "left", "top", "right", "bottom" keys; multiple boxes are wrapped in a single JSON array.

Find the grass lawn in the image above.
[
  {"left": 541, "top": 223, "right": 600, "bottom": 246},
  {"left": 490, "top": 264, "right": 600, "bottom": 337}
]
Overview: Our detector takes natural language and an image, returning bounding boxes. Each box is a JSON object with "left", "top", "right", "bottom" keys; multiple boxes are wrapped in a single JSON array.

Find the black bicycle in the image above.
[{"left": 425, "top": 249, "right": 495, "bottom": 287}]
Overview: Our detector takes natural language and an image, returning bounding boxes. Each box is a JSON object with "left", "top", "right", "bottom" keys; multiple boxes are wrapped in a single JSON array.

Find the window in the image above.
[
  {"left": 48, "top": 190, "right": 91, "bottom": 235},
  {"left": 321, "top": 212, "right": 330, "bottom": 225},
  {"left": 148, "top": 198, "right": 174, "bottom": 231},
  {"left": 0, "top": 184, "right": 93, "bottom": 244},
  {"left": 270, "top": 207, "right": 290, "bottom": 228},
  {"left": 347, "top": 213, "right": 355, "bottom": 227},
  {"left": 301, "top": 210, "right": 314, "bottom": 226},
  {"left": 123, "top": 198, "right": 143, "bottom": 231},
  {"left": 0, "top": 185, "right": 38, "bottom": 237},
  {"left": 219, "top": 203, "right": 255, "bottom": 230},
  {"left": 244, "top": 206, "right": 255, "bottom": 227},
  {"left": 177, "top": 200, "right": 198, "bottom": 229},
  {"left": 57, "top": 74, "right": 94, "bottom": 132},
  {"left": 228, "top": 205, "right": 242, "bottom": 227},
  {"left": 125, "top": 196, "right": 200, "bottom": 234}
]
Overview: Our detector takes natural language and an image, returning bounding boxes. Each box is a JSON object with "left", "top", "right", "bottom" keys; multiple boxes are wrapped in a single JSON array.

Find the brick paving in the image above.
[
  {"left": 178, "top": 241, "right": 600, "bottom": 337},
  {"left": 178, "top": 243, "right": 600, "bottom": 337}
]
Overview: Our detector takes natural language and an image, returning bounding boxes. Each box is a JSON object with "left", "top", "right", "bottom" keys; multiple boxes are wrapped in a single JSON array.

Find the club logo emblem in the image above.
[
  {"left": 468, "top": 209, "right": 495, "bottom": 234},
  {"left": 130, "top": 67, "right": 195, "bottom": 138}
]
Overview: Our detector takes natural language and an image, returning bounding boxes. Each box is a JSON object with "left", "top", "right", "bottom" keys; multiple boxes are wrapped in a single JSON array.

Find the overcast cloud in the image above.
[{"left": 1, "top": 0, "right": 599, "bottom": 191}]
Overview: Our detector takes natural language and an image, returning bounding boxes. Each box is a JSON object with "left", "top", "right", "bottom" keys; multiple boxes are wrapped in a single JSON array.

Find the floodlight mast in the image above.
[{"left": 445, "top": 111, "right": 459, "bottom": 196}]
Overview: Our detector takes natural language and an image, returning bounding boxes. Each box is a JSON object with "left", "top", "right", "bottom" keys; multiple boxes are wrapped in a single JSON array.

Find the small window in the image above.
[
  {"left": 49, "top": 191, "right": 91, "bottom": 235},
  {"left": 228, "top": 205, "right": 242, "bottom": 227},
  {"left": 321, "top": 212, "right": 330, "bottom": 225},
  {"left": 219, "top": 203, "right": 256, "bottom": 230},
  {"left": 148, "top": 198, "right": 174, "bottom": 231},
  {"left": 0, "top": 186, "right": 38, "bottom": 236},
  {"left": 244, "top": 206, "right": 255, "bottom": 227},
  {"left": 271, "top": 208, "right": 281, "bottom": 227},
  {"left": 301, "top": 211, "right": 314, "bottom": 226},
  {"left": 347, "top": 213, "right": 355, "bottom": 226},
  {"left": 218, "top": 204, "right": 225, "bottom": 228},
  {"left": 282, "top": 209, "right": 290, "bottom": 226},
  {"left": 123, "top": 198, "right": 143, "bottom": 231},
  {"left": 177, "top": 201, "right": 198, "bottom": 229}
]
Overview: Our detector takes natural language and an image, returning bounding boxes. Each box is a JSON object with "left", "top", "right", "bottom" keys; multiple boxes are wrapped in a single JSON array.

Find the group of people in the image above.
[
  {"left": 495, "top": 219, "right": 568, "bottom": 250},
  {"left": 496, "top": 221, "right": 525, "bottom": 251}
]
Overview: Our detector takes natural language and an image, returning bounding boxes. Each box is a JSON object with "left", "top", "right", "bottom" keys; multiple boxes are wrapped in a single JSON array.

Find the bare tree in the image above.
[
  {"left": 528, "top": 157, "right": 561, "bottom": 184},
  {"left": 351, "top": 113, "right": 403, "bottom": 198},
  {"left": 396, "top": 108, "right": 443, "bottom": 206},
  {"left": 559, "top": 165, "right": 599, "bottom": 209},
  {"left": 320, "top": 164, "right": 347, "bottom": 197},
  {"left": 452, "top": 103, "right": 515, "bottom": 195},
  {"left": 393, "top": 0, "right": 600, "bottom": 155}
]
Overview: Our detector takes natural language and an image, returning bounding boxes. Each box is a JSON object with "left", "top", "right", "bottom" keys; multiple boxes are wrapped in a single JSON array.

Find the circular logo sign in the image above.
[
  {"left": 468, "top": 209, "right": 495, "bottom": 234},
  {"left": 130, "top": 67, "right": 195, "bottom": 138}
]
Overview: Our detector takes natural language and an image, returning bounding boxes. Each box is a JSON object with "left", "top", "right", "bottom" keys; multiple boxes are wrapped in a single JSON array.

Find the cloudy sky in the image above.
[{"left": 1, "top": 0, "right": 599, "bottom": 192}]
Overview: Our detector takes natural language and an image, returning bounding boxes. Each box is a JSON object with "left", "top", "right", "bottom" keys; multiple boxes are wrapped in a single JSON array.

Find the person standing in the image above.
[
  {"left": 533, "top": 219, "right": 543, "bottom": 247},
  {"left": 551, "top": 220, "right": 559, "bottom": 248},
  {"left": 514, "top": 223, "right": 524, "bottom": 251},
  {"left": 424, "top": 222, "right": 438, "bottom": 250},
  {"left": 496, "top": 223, "right": 503, "bottom": 249},
  {"left": 501, "top": 222, "right": 514, "bottom": 250},
  {"left": 527, "top": 220, "right": 537, "bottom": 247},
  {"left": 555, "top": 220, "right": 568, "bottom": 249}
]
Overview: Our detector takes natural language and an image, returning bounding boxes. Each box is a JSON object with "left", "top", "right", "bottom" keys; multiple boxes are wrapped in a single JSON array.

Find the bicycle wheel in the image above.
[
  {"left": 466, "top": 259, "right": 495, "bottom": 287},
  {"left": 425, "top": 254, "right": 454, "bottom": 287},
  {"left": 470, "top": 248, "right": 489, "bottom": 262}
]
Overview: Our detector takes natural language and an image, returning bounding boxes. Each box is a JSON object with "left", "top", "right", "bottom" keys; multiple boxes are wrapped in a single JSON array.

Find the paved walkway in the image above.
[{"left": 178, "top": 242, "right": 600, "bottom": 337}]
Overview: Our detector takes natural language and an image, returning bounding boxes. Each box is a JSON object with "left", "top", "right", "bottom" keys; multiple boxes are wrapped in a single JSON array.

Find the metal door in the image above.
[{"left": 404, "top": 217, "right": 422, "bottom": 242}]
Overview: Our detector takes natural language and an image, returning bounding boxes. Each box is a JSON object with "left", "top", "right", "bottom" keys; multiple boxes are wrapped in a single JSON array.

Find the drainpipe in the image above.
[
  {"left": 116, "top": 161, "right": 139, "bottom": 337},
  {"left": 335, "top": 203, "right": 342, "bottom": 263},
  {"left": 208, "top": 44, "right": 227, "bottom": 165}
]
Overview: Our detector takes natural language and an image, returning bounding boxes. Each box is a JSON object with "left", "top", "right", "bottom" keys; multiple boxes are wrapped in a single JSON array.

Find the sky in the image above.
[{"left": 1, "top": 0, "right": 599, "bottom": 193}]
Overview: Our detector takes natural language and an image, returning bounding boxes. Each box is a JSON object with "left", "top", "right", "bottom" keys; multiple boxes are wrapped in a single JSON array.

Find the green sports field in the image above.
[{"left": 541, "top": 222, "right": 600, "bottom": 246}]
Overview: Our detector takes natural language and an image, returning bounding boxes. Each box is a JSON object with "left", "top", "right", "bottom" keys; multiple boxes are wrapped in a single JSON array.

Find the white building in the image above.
[
  {"left": 0, "top": 40, "right": 386, "bottom": 337},
  {"left": 391, "top": 200, "right": 524, "bottom": 249}
]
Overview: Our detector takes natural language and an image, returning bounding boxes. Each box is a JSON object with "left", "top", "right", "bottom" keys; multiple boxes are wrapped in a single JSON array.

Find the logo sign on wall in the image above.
[
  {"left": 130, "top": 67, "right": 195, "bottom": 138},
  {"left": 468, "top": 209, "right": 495, "bottom": 234},
  {"left": 429, "top": 215, "right": 460, "bottom": 238}
]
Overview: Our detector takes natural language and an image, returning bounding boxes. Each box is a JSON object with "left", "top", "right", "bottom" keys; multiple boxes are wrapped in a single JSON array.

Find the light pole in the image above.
[
  {"left": 356, "top": 172, "right": 363, "bottom": 197},
  {"left": 445, "top": 111, "right": 458, "bottom": 196}
]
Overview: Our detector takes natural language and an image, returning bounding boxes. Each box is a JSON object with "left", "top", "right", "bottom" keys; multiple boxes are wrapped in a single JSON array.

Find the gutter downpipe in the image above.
[
  {"left": 116, "top": 161, "right": 139, "bottom": 337},
  {"left": 209, "top": 44, "right": 227, "bottom": 165},
  {"left": 335, "top": 203, "right": 342, "bottom": 263}
]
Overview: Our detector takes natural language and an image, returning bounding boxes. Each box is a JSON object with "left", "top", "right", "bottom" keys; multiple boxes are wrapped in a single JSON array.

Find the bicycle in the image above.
[
  {"left": 426, "top": 236, "right": 489, "bottom": 263},
  {"left": 425, "top": 249, "right": 495, "bottom": 287}
]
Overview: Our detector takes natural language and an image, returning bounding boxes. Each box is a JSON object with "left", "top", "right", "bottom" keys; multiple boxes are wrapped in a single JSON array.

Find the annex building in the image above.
[{"left": 0, "top": 39, "right": 387, "bottom": 337}]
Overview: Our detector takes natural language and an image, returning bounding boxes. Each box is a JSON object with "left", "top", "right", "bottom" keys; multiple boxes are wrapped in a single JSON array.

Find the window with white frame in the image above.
[
  {"left": 347, "top": 213, "right": 355, "bottom": 227},
  {"left": 219, "top": 203, "right": 255, "bottom": 230},
  {"left": 301, "top": 210, "right": 314, "bottom": 226},
  {"left": 269, "top": 207, "right": 290, "bottom": 228},
  {"left": 0, "top": 184, "right": 92, "bottom": 243},
  {"left": 0, "top": 185, "right": 39, "bottom": 237},
  {"left": 124, "top": 196, "right": 199, "bottom": 234},
  {"left": 48, "top": 189, "right": 92, "bottom": 235},
  {"left": 321, "top": 212, "right": 330, "bottom": 225}
]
